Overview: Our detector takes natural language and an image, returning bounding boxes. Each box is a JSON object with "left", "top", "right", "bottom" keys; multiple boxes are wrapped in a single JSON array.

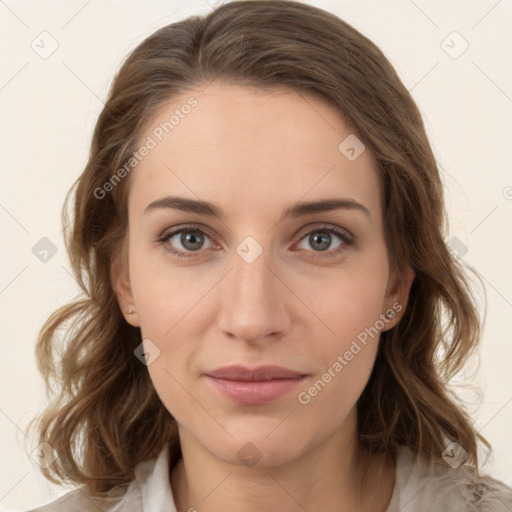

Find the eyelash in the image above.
[{"left": 158, "top": 223, "right": 353, "bottom": 259}]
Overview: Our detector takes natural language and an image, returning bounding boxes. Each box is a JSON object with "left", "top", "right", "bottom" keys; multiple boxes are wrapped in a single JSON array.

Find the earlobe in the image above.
[
  {"left": 382, "top": 264, "right": 415, "bottom": 331},
  {"left": 110, "top": 243, "right": 141, "bottom": 328}
]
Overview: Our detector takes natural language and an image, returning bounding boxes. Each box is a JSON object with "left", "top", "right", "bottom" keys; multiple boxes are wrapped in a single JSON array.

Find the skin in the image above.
[{"left": 112, "top": 82, "right": 415, "bottom": 512}]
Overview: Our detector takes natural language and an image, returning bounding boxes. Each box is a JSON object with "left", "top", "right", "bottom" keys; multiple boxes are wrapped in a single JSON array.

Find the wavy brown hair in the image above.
[{"left": 26, "top": 0, "right": 491, "bottom": 497}]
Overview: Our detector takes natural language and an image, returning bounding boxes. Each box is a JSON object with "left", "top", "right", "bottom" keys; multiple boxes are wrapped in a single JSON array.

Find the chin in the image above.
[
  {"left": 212, "top": 438, "right": 302, "bottom": 468},
  {"left": 195, "top": 421, "right": 313, "bottom": 469}
]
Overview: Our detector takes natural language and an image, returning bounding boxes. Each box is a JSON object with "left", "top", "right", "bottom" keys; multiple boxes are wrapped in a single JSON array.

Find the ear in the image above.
[
  {"left": 381, "top": 264, "right": 415, "bottom": 332},
  {"left": 110, "top": 238, "right": 140, "bottom": 328}
]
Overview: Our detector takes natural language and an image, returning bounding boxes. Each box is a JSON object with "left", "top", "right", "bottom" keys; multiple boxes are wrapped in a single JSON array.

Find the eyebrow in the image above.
[{"left": 144, "top": 195, "right": 371, "bottom": 221}]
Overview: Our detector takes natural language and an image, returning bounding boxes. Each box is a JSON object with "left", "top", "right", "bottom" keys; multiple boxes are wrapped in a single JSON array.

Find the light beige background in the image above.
[{"left": 1, "top": 0, "right": 511, "bottom": 509}]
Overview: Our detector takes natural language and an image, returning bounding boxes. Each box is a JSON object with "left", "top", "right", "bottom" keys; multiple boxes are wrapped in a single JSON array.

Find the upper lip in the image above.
[{"left": 205, "top": 365, "right": 307, "bottom": 381}]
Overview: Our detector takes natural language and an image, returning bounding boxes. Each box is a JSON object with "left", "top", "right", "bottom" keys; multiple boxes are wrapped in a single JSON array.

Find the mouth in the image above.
[{"left": 204, "top": 365, "right": 308, "bottom": 405}]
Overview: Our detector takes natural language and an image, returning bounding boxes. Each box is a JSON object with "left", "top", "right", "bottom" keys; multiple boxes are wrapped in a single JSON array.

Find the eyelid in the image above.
[
  {"left": 159, "top": 223, "right": 217, "bottom": 241},
  {"left": 295, "top": 222, "right": 353, "bottom": 242}
]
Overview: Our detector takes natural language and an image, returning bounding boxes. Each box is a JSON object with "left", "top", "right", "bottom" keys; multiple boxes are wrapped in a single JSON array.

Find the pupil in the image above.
[
  {"left": 312, "top": 232, "right": 330, "bottom": 251},
  {"left": 183, "top": 232, "right": 203, "bottom": 250}
]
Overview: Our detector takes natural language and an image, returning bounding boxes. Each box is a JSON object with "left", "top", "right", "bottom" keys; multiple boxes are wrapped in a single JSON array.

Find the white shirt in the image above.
[{"left": 19, "top": 444, "right": 512, "bottom": 511}]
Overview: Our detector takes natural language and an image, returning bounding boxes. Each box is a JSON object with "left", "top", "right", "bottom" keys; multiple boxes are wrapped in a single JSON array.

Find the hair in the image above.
[{"left": 26, "top": 0, "right": 491, "bottom": 498}]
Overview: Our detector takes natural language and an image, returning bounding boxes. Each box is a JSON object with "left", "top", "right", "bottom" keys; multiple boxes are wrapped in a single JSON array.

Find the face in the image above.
[{"left": 113, "top": 82, "right": 414, "bottom": 468}]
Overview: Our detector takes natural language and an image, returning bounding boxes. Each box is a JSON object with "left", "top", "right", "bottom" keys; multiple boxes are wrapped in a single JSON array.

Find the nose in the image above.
[{"left": 216, "top": 246, "right": 292, "bottom": 344}]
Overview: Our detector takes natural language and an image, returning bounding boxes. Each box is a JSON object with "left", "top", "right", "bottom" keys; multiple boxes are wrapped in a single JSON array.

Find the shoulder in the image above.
[
  {"left": 426, "top": 467, "right": 512, "bottom": 511},
  {"left": 18, "top": 446, "right": 170, "bottom": 512},
  {"left": 19, "top": 483, "right": 144, "bottom": 512},
  {"left": 16, "top": 487, "right": 128, "bottom": 512},
  {"left": 392, "top": 445, "right": 512, "bottom": 512}
]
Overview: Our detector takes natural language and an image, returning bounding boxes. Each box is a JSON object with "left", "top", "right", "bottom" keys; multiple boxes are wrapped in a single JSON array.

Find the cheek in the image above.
[
  {"left": 128, "top": 242, "right": 212, "bottom": 338},
  {"left": 128, "top": 250, "right": 213, "bottom": 417},
  {"left": 130, "top": 266, "right": 205, "bottom": 423},
  {"left": 301, "top": 251, "right": 389, "bottom": 397},
  {"left": 310, "top": 289, "right": 384, "bottom": 395},
  {"left": 294, "top": 279, "right": 388, "bottom": 426},
  {"left": 311, "top": 254, "right": 390, "bottom": 348}
]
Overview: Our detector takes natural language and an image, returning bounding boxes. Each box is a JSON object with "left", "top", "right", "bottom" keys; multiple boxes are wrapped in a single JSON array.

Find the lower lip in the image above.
[{"left": 205, "top": 376, "right": 306, "bottom": 405}]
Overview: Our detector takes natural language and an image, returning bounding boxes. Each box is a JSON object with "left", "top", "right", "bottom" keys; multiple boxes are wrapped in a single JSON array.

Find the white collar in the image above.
[
  {"left": 122, "top": 442, "right": 511, "bottom": 511},
  {"left": 129, "top": 443, "right": 177, "bottom": 512}
]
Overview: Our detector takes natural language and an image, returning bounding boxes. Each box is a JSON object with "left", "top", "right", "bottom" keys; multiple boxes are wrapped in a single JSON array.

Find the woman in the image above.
[{"left": 23, "top": 0, "right": 512, "bottom": 510}]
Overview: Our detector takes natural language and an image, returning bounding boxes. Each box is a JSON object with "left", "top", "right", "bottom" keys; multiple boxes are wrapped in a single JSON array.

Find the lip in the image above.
[
  {"left": 206, "top": 365, "right": 306, "bottom": 381},
  {"left": 204, "top": 365, "right": 307, "bottom": 405}
]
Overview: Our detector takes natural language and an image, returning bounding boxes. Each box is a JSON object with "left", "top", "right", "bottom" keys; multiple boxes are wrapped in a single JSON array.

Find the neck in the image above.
[{"left": 170, "top": 411, "right": 395, "bottom": 512}]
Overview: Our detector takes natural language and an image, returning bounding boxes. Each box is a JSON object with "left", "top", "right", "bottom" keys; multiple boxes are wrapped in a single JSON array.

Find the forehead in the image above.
[{"left": 128, "top": 82, "right": 381, "bottom": 220}]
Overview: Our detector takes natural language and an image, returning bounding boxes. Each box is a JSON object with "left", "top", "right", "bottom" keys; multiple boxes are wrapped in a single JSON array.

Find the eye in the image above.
[
  {"left": 159, "top": 225, "right": 217, "bottom": 259},
  {"left": 158, "top": 223, "right": 353, "bottom": 259},
  {"left": 294, "top": 224, "right": 353, "bottom": 258}
]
